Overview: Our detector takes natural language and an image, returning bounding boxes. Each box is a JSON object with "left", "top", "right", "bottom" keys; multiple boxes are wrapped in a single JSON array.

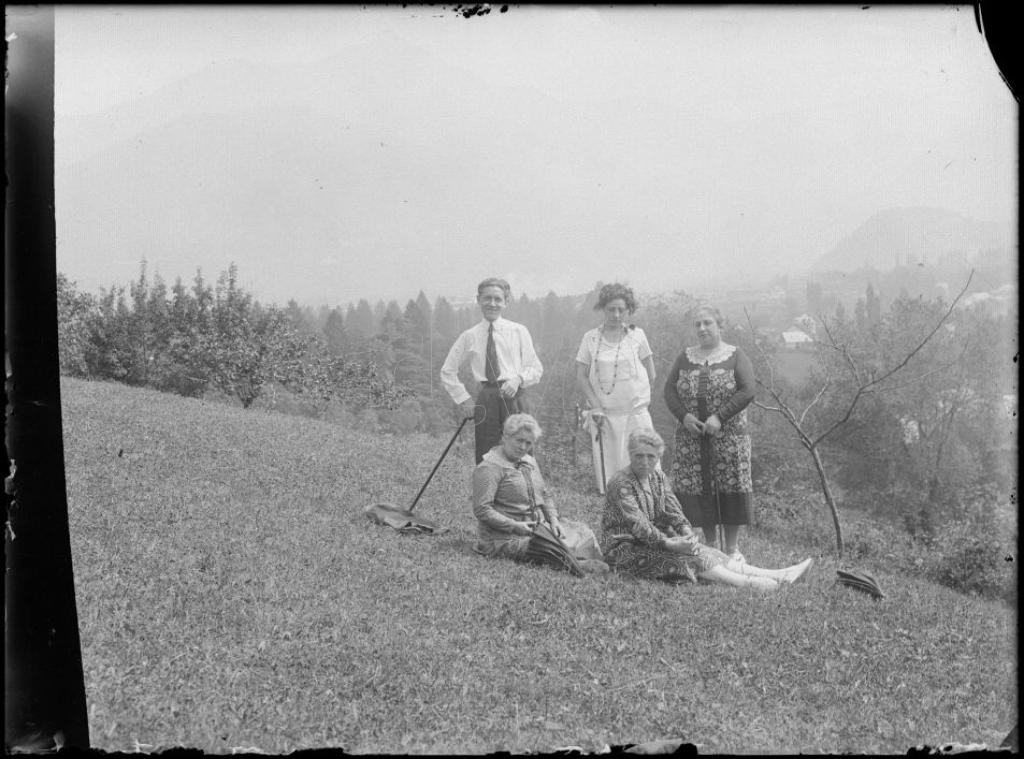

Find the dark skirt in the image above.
[
  {"left": 677, "top": 492, "right": 753, "bottom": 531},
  {"left": 473, "top": 384, "right": 530, "bottom": 463}
]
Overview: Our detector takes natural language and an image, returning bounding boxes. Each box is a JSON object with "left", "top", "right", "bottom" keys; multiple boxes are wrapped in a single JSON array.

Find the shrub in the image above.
[
  {"left": 753, "top": 485, "right": 835, "bottom": 552},
  {"left": 925, "top": 523, "right": 1017, "bottom": 601}
]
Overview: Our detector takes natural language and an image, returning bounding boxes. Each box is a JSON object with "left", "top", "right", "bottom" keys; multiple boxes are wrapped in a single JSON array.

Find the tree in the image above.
[
  {"left": 122, "top": 261, "right": 155, "bottom": 385},
  {"left": 403, "top": 298, "right": 428, "bottom": 359},
  {"left": 81, "top": 285, "right": 134, "bottom": 381},
  {"left": 370, "top": 300, "right": 425, "bottom": 390},
  {"left": 198, "top": 263, "right": 298, "bottom": 408},
  {"left": 55, "top": 261, "right": 411, "bottom": 414},
  {"left": 409, "top": 291, "right": 432, "bottom": 339},
  {"left": 322, "top": 307, "right": 348, "bottom": 356},
  {"left": 141, "top": 272, "right": 176, "bottom": 387},
  {"left": 55, "top": 273, "right": 95, "bottom": 377},
  {"left": 277, "top": 334, "right": 412, "bottom": 417},
  {"left": 866, "top": 282, "right": 881, "bottom": 323},
  {"left": 432, "top": 296, "right": 457, "bottom": 348},
  {"left": 818, "top": 294, "right": 1011, "bottom": 536},
  {"left": 833, "top": 300, "right": 847, "bottom": 323},
  {"left": 83, "top": 261, "right": 176, "bottom": 388},
  {"left": 373, "top": 299, "right": 387, "bottom": 331},
  {"left": 351, "top": 299, "right": 377, "bottom": 340},
  {"left": 853, "top": 297, "right": 868, "bottom": 330},
  {"left": 744, "top": 272, "right": 975, "bottom": 556},
  {"left": 156, "top": 277, "right": 209, "bottom": 394},
  {"left": 284, "top": 299, "right": 313, "bottom": 333},
  {"left": 313, "top": 304, "right": 331, "bottom": 333}
]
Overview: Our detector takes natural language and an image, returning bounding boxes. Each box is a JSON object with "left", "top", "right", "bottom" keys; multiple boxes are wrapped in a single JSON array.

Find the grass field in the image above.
[{"left": 60, "top": 377, "right": 1017, "bottom": 754}]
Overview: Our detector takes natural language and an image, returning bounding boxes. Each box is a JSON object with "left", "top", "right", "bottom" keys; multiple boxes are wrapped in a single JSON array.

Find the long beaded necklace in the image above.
[{"left": 596, "top": 325, "right": 624, "bottom": 395}]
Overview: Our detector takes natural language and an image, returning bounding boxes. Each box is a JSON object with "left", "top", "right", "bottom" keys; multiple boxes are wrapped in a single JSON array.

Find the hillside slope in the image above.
[
  {"left": 810, "top": 206, "right": 1012, "bottom": 273},
  {"left": 59, "top": 378, "right": 1016, "bottom": 754},
  {"left": 60, "top": 377, "right": 478, "bottom": 528}
]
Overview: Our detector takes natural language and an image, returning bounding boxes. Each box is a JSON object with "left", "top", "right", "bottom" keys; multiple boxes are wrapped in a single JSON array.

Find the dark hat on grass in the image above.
[{"left": 835, "top": 569, "right": 885, "bottom": 599}]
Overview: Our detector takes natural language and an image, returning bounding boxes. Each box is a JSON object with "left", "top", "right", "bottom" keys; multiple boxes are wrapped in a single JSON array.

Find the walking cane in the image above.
[
  {"left": 595, "top": 415, "right": 608, "bottom": 493},
  {"left": 365, "top": 415, "right": 471, "bottom": 531},
  {"left": 407, "top": 415, "right": 472, "bottom": 513},
  {"left": 706, "top": 436, "right": 724, "bottom": 552}
]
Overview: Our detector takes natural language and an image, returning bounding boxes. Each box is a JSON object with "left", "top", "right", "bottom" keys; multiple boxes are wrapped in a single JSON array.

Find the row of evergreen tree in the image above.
[
  {"left": 57, "top": 263, "right": 410, "bottom": 413},
  {"left": 58, "top": 261, "right": 1014, "bottom": 543}
]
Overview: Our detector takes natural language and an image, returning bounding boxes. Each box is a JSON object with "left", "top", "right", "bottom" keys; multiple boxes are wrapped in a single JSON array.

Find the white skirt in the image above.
[{"left": 582, "top": 408, "right": 655, "bottom": 494}]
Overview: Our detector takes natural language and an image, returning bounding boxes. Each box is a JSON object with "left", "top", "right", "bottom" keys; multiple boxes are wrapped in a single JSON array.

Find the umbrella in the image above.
[{"left": 523, "top": 521, "right": 586, "bottom": 577}]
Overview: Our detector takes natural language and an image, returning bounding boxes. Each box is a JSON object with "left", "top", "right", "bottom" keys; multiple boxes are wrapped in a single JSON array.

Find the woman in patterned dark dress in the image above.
[
  {"left": 600, "top": 428, "right": 811, "bottom": 589},
  {"left": 664, "top": 305, "right": 756, "bottom": 561}
]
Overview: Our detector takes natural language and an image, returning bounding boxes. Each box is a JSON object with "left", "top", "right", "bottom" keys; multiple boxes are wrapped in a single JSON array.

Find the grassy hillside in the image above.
[{"left": 60, "top": 378, "right": 1016, "bottom": 753}]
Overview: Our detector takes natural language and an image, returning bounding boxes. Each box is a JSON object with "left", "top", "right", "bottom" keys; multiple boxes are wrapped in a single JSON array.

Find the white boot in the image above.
[
  {"left": 782, "top": 558, "right": 814, "bottom": 584},
  {"left": 726, "top": 557, "right": 786, "bottom": 578}
]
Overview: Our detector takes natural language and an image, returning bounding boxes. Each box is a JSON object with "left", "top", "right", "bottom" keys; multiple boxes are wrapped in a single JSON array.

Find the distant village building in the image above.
[
  {"left": 780, "top": 328, "right": 813, "bottom": 350},
  {"left": 960, "top": 283, "right": 1016, "bottom": 315},
  {"left": 794, "top": 314, "right": 817, "bottom": 336},
  {"left": 446, "top": 296, "right": 480, "bottom": 310},
  {"left": 898, "top": 417, "right": 921, "bottom": 445}
]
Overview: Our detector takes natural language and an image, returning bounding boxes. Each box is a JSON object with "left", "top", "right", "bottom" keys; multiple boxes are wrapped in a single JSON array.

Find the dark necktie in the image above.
[{"left": 485, "top": 323, "right": 499, "bottom": 382}]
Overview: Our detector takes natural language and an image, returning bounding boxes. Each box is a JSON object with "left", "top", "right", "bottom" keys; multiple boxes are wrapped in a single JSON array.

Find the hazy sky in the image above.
[{"left": 53, "top": 5, "right": 1016, "bottom": 308}]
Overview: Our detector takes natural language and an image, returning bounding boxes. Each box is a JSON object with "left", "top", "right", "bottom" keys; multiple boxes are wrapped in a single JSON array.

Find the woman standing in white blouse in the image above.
[{"left": 575, "top": 283, "right": 657, "bottom": 494}]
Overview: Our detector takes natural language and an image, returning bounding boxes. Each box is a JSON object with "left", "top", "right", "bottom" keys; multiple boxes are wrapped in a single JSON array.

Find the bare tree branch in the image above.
[
  {"left": 864, "top": 361, "right": 962, "bottom": 395},
  {"left": 755, "top": 378, "right": 813, "bottom": 448},
  {"left": 857, "top": 270, "right": 973, "bottom": 394},
  {"left": 819, "top": 317, "right": 866, "bottom": 385},
  {"left": 862, "top": 335, "right": 970, "bottom": 396},
  {"left": 799, "top": 374, "right": 831, "bottom": 426},
  {"left": 811, "top": 270, "right": 974, "bottom": 446}
]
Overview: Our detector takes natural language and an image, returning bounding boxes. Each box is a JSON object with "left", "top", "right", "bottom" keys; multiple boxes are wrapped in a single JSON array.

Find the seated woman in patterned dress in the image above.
[
  {"left": 600, "top": 428, "right": 813, "bottom": 590},
  {"left": 472, "top": 413, "right": 608, "bottom": 574}
]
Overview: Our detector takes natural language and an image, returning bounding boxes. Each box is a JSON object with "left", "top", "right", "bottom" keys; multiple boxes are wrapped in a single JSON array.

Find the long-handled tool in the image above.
[
  {"left": 595, "top": 415, "right": 608, "bottom": 493},
  {"left": 365, "top": 415, "right": 471, "bottom": 533},
  {"left": 706, "top": 436, "right": 724, "bottom": 552}
]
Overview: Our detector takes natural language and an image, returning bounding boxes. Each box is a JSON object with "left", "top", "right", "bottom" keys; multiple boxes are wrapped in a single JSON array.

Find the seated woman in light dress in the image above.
[
  {"left": 600, "top": 428, "right": 812, "bottom": 590},
  {"left": 472, "top": 414, "right": 607, "bottom": 574}
]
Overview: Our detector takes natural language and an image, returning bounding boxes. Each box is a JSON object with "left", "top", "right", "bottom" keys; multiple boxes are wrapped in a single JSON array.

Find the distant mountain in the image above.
[{"left": 809, "top": 207, "right": 1013, "bottom": 273}]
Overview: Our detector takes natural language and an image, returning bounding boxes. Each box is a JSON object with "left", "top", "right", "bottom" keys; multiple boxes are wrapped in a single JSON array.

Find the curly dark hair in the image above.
[{"left": 594, "top": 283, "right": 637, "bottom": 314}]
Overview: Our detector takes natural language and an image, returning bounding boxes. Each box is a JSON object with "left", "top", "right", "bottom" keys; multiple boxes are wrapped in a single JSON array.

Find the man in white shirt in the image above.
[{"left": 440, "top": 277, "right": 544, "bottom": 463}]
